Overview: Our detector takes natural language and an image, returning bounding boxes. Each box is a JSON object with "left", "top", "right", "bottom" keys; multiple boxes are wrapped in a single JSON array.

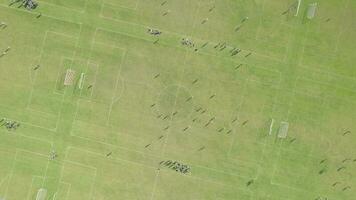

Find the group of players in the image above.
[
  {"left": 159, "top": 160, "right": 190, "bottom": 174},
  {"left": 9, "top": 0, "right": 38, "bottom": 10},
  {"left": 0, "top": 118, "right": 20, "bottom": 131}
]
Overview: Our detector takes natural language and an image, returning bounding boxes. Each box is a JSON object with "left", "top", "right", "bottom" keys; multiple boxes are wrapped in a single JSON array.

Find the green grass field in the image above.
[{"left": 0, "top": 0, "right": 355, "bottom": 199}]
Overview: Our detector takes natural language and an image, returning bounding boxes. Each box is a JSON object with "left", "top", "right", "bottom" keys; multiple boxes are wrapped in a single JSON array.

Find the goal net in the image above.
[
  {"left": 36, "top": 188, "right": 47, "bottom": 200},
  {"left": 307, "top": 3, "right": 317, "bottom": 19},
  {"left": 64, "top": 69, "right": 76, "bottom": 86},
  {"left": 278, "top": 121, "right": 289, "bottom": 138}
]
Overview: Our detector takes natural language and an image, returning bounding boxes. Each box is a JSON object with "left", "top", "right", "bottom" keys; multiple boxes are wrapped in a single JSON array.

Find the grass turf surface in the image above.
[{"left": 0, "top": 0, "right": 355, "bottom": 199}]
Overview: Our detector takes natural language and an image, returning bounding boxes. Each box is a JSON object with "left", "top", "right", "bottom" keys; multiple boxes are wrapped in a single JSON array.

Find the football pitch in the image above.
[{"left": 0, "top": 0, "right": 355, "bottom": 199}]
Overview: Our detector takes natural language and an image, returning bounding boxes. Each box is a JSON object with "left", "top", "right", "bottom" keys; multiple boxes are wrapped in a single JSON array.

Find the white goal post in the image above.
[
  {"left": 78, "top": 72, "right": 85, "bottom": 89},
  {"left": 36, "top": 188, "right": 47, "bottom": 200},
  {"left": 295, "top": 0, "right": 302, "bottom": 16}
]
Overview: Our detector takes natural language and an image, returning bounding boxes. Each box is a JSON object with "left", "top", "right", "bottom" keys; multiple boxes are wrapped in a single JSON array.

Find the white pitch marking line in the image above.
[
  {"left": 295, "top": 0, "right": 302, "bottom": 17},
  {"left": 26, "top": 176, "right": 44, "bottom": 200},
  {"left": 134, "top": 0, "right": 140, "bottom": 10},
  {"left": 332, "top": 0, "right": 350, "bottom": 54},
  {"left": 0, "top": 175, "right": 9, "bottom": 189},
  {"left": 106, "top": 50, "right": 127, "bottom": 125},
  {"left": 26, "top": 30, "right": 49, "bottom": 109},
  {"left": 0, "top": 4, "right": 81, "bottom": 26},
  {"left": 3, "top": 149, "right": 18, "bottom": 199},
  {"left": 227, "top": 77, "right": 250, "bottom": 156},
  {"left": 37, "top": 1, "right": 85, "bottom": 13},
  {"left": 269, "top": 118, "right": 275, "bottom": 135}
]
